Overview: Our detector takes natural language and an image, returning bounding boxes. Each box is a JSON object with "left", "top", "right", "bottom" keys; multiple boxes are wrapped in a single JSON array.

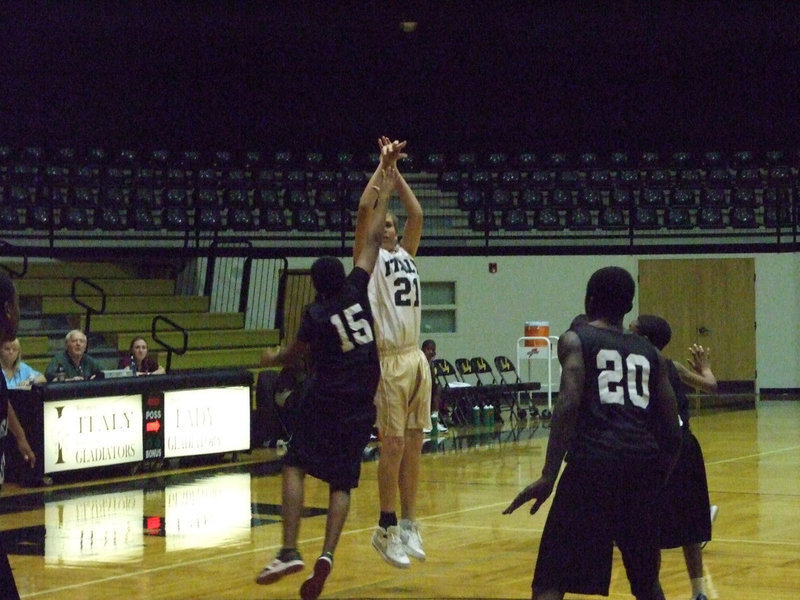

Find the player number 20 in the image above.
[{"left": 596, "top": 349, "right": 651, "bottom": 408}]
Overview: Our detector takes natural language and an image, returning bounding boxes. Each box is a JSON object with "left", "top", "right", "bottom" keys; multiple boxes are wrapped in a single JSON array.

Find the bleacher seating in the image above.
[
  {"left": 0, "top": 145, "right": 796, "bottom": 249},
  {"left": 9, "top": 260, "right": 280, "bottom": 380}
]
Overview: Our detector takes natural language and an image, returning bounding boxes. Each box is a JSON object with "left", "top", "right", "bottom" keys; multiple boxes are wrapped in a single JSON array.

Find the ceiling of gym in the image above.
[{"left": 1, "top": 2, "right": 797, "bottom": 153}]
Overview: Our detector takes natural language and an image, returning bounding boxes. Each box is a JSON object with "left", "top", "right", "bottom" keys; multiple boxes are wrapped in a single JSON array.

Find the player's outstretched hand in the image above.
[
  {"left": 687, "top": 344, "right": 711, "bottom": 373},
  {"left": 503, "top": 478, "right": 554, "bottom": 515},
  {"left": 378, "top": 136, "right": 408, "bottom": 168}
]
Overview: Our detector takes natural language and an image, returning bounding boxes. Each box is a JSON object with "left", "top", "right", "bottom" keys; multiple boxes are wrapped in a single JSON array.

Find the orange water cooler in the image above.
[{"left": 524, "top": 321, "right": 550, "bottom": 353}]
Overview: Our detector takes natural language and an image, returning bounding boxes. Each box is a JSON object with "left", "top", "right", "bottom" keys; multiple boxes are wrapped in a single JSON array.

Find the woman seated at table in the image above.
[
  {"left": 1, "top": 338, "right": 47, "bottom": 389},
  {"left": 118, "top": 336, "right": 165, "bottom": 375}
]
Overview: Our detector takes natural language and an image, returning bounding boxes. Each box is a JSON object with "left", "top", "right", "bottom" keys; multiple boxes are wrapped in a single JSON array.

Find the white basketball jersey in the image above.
[{"left": 368, "top": 246, "right": 422, "bottom": 350}]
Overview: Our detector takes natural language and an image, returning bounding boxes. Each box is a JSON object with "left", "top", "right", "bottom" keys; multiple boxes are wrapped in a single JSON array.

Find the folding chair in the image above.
[
  {"left": 432, "top": 358, "right": 473, "bottom": 426},
  {"left": 469, "top": 356, "right": 500, "bottom": 386},
  {"left": 470, "top": 356, "right": 515, "bottom": 423},
  {"left": 493, "top": 355, "right": 541, "bottom": 419},
  {"left": 454, "top": 357, "right": 480, "bottom": 386},
  {"left": 455, "top": 357, "right": 498, "bottom": 422}
]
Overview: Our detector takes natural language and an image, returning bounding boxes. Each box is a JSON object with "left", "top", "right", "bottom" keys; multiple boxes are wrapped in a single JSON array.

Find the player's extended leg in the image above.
[
  {"left": 399, "top": 428, "right": 423, "bottom": 520},
  {"left": 399, "top": 428, "right": 425, "bottom": 560},
  {"left": 682, "top": 543, "right": 708, "bottom": 599},
  {"left": 373, "top": 434, "right": 410, "bottom": 568},
  {"left": 282, "top": 465, "right": 305, "bottom": 548},
  {"left": 377, "top": 435, "right": 405, "bottom": 513},
  {"left": 298, "top": 487, "right": 350, "bottom": 600},
  {"left": 683, "top": 542, "right": 703, "bottom": 579},
  {"left": 322, "top": 487, "right": 350, "bottom": 555},
  {"left": 256, "top": 465, "right": 306, "bottom": 585}
]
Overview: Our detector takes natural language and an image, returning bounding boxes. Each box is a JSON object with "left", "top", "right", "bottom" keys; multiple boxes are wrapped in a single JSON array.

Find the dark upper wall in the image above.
[{"left": 1, "top": 2, "right": 798, "bottom": 156}]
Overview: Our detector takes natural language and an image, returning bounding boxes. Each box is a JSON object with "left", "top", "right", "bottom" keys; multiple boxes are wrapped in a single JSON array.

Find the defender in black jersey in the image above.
[
  {"left": 255, "top": 162, "right": 399, "bottom": 600},
  {"left": 505, "top": 266, "right": 681, "bottom": 600},
  {"left": 0, "top": 270, "right": 36, "bottom": 600},
  {"left": 631, "top": 314, "right": 717, "bottom": 600}
]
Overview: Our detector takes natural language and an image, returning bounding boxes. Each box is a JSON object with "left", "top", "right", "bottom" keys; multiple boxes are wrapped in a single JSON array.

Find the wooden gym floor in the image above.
[{"left": 2, "top": 399, "right": 799, "bottom": 599}]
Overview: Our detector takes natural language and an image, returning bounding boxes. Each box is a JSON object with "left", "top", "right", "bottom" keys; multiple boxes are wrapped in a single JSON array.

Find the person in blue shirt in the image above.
[{"left": 1, "top": 338, "right": 46, "bottom": 389}]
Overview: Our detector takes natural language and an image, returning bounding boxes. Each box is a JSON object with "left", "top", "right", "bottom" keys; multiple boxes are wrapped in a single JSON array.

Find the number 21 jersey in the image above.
[{"left": 368, "top": 246, "right": 422, "bottom": 351}]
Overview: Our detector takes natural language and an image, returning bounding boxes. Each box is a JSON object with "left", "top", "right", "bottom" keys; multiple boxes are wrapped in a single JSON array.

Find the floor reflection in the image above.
[
  {"left": 0, "top": 415, "right": 547, "bottom": 565},
  {"left": 1, "top": 469, "right": 288, "bottom": 563},
  {"left": 423, "top": 415, "right": 544, "bottom": 454},
  {"left": 45, "top": 487, "right": 146, "bottom": 564}
]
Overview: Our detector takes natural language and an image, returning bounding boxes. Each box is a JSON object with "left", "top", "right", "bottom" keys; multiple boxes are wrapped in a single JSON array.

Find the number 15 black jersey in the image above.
[
  {"left": 297, "top": 267, "right": 380, "bottom": 402},
  {"left": 568, "top": 323, "right": 664, "bottom": 464}
]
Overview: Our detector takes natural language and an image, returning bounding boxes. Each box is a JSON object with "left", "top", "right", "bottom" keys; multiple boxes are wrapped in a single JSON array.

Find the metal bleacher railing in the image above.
[{"left": 0, "top": 146, "right": 797, "bottom": 254}]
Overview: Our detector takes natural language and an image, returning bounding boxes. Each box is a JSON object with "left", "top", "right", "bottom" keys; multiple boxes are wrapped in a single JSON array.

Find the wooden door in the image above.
[
  {"left": 279, "top": 269, "right": 315, "bottom": 346},
  {"left": 638, "top": 258, "right": 755, "bottom": 384}
]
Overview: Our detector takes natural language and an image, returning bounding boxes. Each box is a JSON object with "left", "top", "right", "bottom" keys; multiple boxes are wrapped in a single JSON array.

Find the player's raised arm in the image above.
[
  {"left": 353, "top": 137, "right": 407, "bottom": 263},
  {"left": 676, "top": 344, "right": 717, "bottom": 394},
  {"left": 394, "top": 166, "right": 423, "bottom": 257},
  {"left": 356, "top": 167, "right": 398, "bottom": 275}
]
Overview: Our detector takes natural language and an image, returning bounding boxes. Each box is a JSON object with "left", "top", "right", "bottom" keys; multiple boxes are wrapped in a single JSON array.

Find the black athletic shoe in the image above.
[{"left": 300, "top": 554, "right": 332, "bottom": 600}]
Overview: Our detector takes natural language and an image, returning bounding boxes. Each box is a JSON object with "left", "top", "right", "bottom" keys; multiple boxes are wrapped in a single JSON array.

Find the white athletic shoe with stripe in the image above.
[
  {"left": 371, "top": 525, "right": 411, "bottom": 568},
  {"left": 399, "top": 519, "right": 426, "bottom": 561}
]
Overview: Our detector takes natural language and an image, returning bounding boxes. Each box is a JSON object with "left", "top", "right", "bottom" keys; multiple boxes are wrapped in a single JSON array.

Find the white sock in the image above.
[{"left": 690, "top": 577, "right": 706, "bottom": 598}]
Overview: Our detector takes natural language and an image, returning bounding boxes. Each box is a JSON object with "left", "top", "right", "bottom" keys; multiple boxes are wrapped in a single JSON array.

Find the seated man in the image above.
[
  {"left": 44, "top": 329, "right": 104, "bottom": 382},
  {"left": 421, "top": 339, "right": 448, "bottom": 433}
]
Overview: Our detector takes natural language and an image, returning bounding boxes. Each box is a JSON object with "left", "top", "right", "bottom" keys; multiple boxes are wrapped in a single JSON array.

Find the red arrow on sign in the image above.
[{"left": 146, "top": 420, "right": 161, "bottom": 433}]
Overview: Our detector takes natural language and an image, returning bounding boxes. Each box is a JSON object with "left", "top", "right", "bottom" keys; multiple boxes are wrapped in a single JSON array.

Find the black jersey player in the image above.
[
  {"left": 630, "top": 314, "right": 717, "bottom": 600},
  {"left": 255, "top": 157, "right": 400, "bottom": 600},
  {"left": 504, "top": 266, "right": 682, "bottom": 600}
]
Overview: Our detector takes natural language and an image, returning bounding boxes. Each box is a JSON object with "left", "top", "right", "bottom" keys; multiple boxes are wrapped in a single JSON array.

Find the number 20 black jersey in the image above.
[{"left": 568, "top": 323, "right": 664, "bottom": 464}]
